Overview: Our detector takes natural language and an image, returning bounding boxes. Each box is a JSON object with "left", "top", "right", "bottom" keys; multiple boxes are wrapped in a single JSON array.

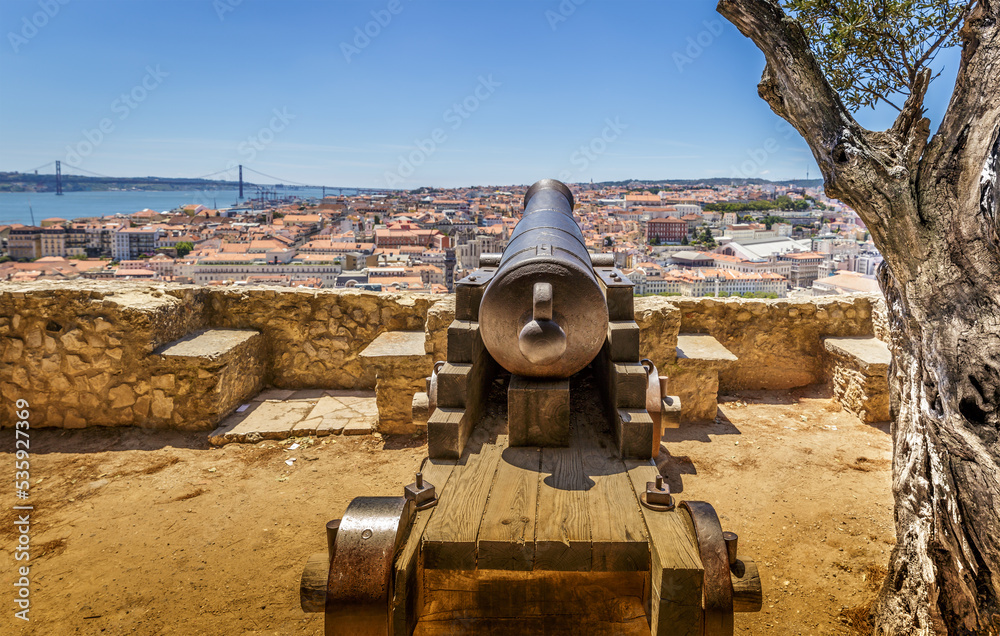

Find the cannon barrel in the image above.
[{"left": 479, "top": 179, "right": 609, "bottom": 378}]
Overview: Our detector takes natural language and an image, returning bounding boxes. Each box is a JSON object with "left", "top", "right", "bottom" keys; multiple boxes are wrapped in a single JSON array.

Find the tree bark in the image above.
[{"left": 717, "top": 0, "right": 1000, "bottom": 632}]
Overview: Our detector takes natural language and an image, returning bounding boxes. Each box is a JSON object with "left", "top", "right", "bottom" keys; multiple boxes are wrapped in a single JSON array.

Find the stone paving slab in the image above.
[
  {"left": 317, "top": 418, "right": 349, "bottom": 436},
  {"left": 293, "top": 395, "right": 377, "bottom": 436},
  {"left": 217, "top": 401, "right": 314, "bottom": 443},
  {"left": 286, "top": 389, "right": 328, "bottom": 401},
  {"left": 210, "top": 390, "right": 378, "bottom": 445},
  {"left": 344, "top": 420, "right": 374, "bottom": 435}
]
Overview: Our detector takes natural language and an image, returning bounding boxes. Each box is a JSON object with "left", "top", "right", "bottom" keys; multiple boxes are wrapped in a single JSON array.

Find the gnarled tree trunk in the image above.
[{"left": 717, "top": 1, "right": 1000, "bottom": 632}]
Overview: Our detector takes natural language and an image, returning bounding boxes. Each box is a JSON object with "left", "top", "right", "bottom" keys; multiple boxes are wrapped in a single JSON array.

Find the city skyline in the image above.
[{"left": 1, "top": 0, "right": 961, "bottom": 188}]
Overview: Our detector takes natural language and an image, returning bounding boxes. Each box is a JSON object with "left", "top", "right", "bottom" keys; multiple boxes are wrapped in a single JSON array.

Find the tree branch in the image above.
[
  {"left": 717, "top": 0, "right": 931, "bottom": 275},
  {"left": 891, "top": 68, "right": 932, "bottom": 172},
  {"left": 911, "top": 1, "right": 975, "bottom": 71},
  {"left": 923, "top": 0, "right": 1000, "bottom": 207},
  {"left": 717, "top": 0, "right": 855, "bottom": 189}
]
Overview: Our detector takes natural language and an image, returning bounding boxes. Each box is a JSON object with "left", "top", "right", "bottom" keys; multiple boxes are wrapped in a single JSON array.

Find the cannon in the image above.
[{"left": 300, "top": 179, "right": 762, "bottom": 635}]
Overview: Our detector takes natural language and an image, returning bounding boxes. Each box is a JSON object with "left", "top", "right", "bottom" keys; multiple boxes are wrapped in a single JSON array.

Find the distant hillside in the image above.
[
  {"left": 0, "top": 172, "right": 244, "bottom": 193},
  {"left": 592, "top": 177, "right": 825, "bottom": 189}
]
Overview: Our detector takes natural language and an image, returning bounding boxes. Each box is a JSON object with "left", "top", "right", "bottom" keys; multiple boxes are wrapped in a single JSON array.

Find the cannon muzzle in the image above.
[{"left": 479, "top": 179, "right": 609, "bottom": 378}]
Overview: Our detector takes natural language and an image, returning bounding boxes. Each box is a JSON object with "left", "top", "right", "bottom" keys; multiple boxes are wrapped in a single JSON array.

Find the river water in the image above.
[{"left": 0, "top": 187, "right": 349, "bottom": 225}]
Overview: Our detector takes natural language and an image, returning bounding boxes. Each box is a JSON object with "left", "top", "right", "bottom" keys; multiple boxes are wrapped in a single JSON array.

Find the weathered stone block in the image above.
[
  {"left": 635, "top": 297, "right": 681, "bottom": 371},
  {"left": 64, "top": 411, "right": 87, "bottom": 428},
  {"left": 2, "top": 338, "right": 23, "bottom": 362},
  {"left": 359, "top": 331, "right": 432, "bottom": 435},
  {"left": 109, "top": 385, "right": 136, "bottom": 409},
  {"left": 151, "top": 390, "right": 174, "bottom": 419},
  {"left": 667, "top": 365, "right": 720, "bottom": 423},
  {"left": 824, "top": 337, "right": 891, "bottom": 423},
  {"left": 668, "top": 334, "right": 739, "bottom": 424},
  {"left": 151, "top": 329, "right": 265, "bottom": 430},
  {"left": 412, "top": 391, "right": 430, "bottom": 427}
]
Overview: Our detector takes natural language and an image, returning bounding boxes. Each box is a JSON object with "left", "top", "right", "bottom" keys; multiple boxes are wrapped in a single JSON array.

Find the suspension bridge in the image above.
[{"left": 14, "top": 161, "right": 397, "bottom": 200}]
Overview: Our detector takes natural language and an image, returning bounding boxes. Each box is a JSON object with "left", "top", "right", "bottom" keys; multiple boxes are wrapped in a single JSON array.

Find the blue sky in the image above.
[{"left": 0, "top": 0, "right": 962, "bottom": 189}]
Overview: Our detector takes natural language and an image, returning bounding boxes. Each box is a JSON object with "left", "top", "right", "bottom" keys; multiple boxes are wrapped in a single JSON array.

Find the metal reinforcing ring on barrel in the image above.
[{"left": 325, "top": 497, "right": 415, "bottom": 636}]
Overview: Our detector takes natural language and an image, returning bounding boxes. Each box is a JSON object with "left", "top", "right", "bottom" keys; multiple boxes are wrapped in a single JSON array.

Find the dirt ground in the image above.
[{"left": 3, "top": 385, "right": 892, "bottom": 635}]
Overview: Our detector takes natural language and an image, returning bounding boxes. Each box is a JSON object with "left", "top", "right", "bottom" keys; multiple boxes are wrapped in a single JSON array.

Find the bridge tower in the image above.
[{"left": 55, "top": 160, "right": 63, "bottom": 195}]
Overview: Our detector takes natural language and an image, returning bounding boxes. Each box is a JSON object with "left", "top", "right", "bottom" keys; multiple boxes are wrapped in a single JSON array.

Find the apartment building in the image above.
[
  {"left": 113, "top": 227, "right": 161, "bottom": 261},
  {"left": 646, "top": 217, "right": 688, "bottom": 244},
  {"left": 8, "top": 226, "right": 42, "bottom": 260}
]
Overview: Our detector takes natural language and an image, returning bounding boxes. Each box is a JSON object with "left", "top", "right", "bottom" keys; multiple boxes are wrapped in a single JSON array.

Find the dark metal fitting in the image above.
[
  {"left": 723, "top": 531, "right": 739, "bottom": 566},
  {"left": 641, "top": 474, "right": 674, "bottom": 511},
  {"left": 404, "top": 471, "right": 437, "bottom": 510}
]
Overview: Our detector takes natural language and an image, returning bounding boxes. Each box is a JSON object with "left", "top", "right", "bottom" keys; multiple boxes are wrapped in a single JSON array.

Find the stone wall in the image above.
[
  {"left": 660, "top": 294, "right": 883, "bottom": 391},
  {"left": 0, "top": 281, "right": 887, "bottom": 429},
  {"left": 871, "top": 295, "right": 890, "bottom": 343},
  {"left": 0, "top": 285, "right": 206, "bottom": 429},
  {"left": 204, "top": 287, "right": 437, "bottom": 389},
  {"left": 424, "top": 294, "right": 455, "bottom": 363},
  {"left": 0, "top": 282, "right": 441, "bottom": 429},
  {"left": 634, "top": 296, "right": 682, "bottom": 373}
]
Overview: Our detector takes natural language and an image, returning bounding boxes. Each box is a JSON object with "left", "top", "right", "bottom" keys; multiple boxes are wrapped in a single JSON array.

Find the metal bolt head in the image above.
[
  {"left": 404, "top": 472, "right": 436, "bottom": 508},
  {"left": 645, "top": 476, "right": 672, "bottom": 506}
]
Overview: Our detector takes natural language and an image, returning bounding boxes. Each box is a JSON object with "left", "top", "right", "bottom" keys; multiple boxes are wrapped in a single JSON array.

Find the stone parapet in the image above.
[
  {"left": 0, "top": 281, "right": 889, "bottom": 430},
  {"left": 0, "top": 282, "right": 444, "bottom": 429},
  {"left": 660, "top": 294, "right": 883, "bottom": 392},
  {"left": 634, "top": 296, "right": 682, "bottom": 371}
]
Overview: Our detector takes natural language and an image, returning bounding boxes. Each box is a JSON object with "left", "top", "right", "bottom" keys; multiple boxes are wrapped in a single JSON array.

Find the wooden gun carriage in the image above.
[{"left": 300, "top": 179, "right": 762, "bottom": 635}]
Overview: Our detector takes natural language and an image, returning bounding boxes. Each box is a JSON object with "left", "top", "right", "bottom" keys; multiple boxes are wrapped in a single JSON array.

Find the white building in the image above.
[
  {"left": 674, "top": 203, "right": 702, "bottom": 216},
  {"left": 176, "top": 252, "right": 343, "bottom": 287}
]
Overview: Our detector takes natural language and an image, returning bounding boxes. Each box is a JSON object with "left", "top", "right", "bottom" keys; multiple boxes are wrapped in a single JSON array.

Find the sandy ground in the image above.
[{"left": 2, "top": 385, "right": 892, "bottom": 635}]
